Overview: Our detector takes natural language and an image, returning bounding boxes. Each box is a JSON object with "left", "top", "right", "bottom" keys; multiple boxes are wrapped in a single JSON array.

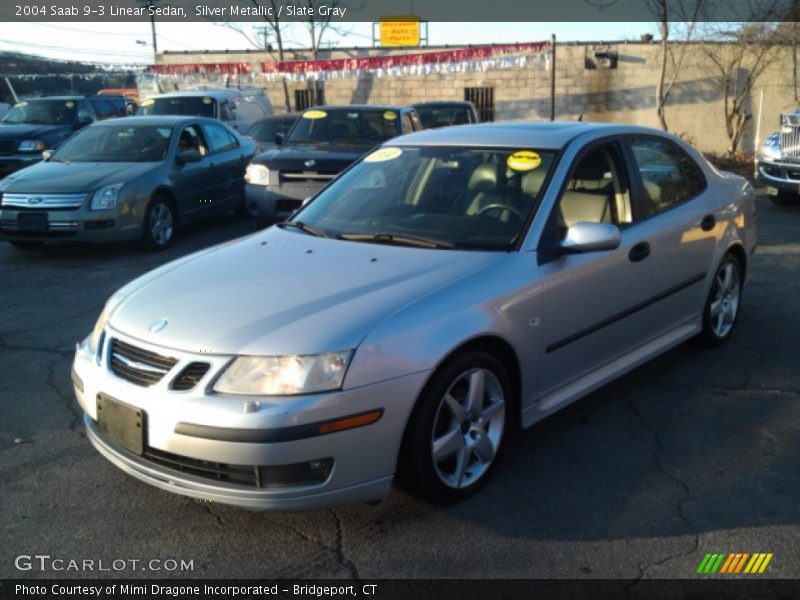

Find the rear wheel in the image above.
[
  {"left": 401, "top": 350, "right": 510, "bottom": 504},
  {"left": 141, "top": 195, "right": 175, "bottom": 251},
  {"left": 699, "top": 252, "right": 742, "bottom": 346}
]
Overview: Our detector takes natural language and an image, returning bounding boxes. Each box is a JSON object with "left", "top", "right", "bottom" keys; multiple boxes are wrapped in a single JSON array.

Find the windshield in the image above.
[
  {"left": 286, "top": 109, "right": 401, "bottom": 145},
  {"left": 1, "top": 100, "right": 76, "bottom": 125},
  {"left": 247, "top": 117, "right": 296, "bottom": 142},
  {"left": 294, "top": 145, "right": 556, "bottom": 251},
  {"left": 415, "top": 106, "right": 474, "bottom": 128},
  {"left": 53, "top": 125, "right": 173, "bottom": 162},
  {"left": 140, "top": 96, "right": 216, "bottom": 118}
]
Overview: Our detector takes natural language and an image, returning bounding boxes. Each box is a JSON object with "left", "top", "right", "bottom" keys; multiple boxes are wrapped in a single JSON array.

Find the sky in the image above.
[{"left": 0, "top": 21, "right": 658, "bottom": 65}]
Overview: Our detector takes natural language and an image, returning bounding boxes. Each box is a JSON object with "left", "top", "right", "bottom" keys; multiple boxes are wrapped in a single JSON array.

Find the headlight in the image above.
[
  {"left": 214, "top": 350, "right": 352, "bottom": 396},
  {"left": 759, "top": 133, "right": 782, "bottom": 160},
  {"left": 83, "top": 293, "right": 126, "bottom": 358},
  {"left": 18, "top": 140, "right": 46, "bottom": 152},
  {"left": 245, "top": 164, "right": 270, "bottom": 186},
  {"left": 90, "top": 183, "right": 124, "bottom": 210}
]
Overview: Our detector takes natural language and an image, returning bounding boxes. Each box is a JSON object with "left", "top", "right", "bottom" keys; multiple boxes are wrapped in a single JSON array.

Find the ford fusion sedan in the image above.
[
  {"left": 244, "top": 105, "right": 422, "bottom": 227},
  {"left": 0, "top": 95, "right": 125, "bottom": 178},
  {"left": 73, "top": 122, "right": 755, "bottom": 510},
  {"left": 0, "top": 116, "right": 256, "bottom": 250}
]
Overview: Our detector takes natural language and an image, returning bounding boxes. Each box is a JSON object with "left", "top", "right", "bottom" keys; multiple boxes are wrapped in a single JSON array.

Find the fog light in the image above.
[
  {"left": 258, "top": 457, "right": 333, "bottom": 488},
  {"left": 71, "top": 367, "right": 84, "bottom": 393}
]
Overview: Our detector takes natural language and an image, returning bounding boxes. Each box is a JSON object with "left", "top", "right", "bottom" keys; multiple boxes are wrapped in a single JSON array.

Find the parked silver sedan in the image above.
[{"left": 72, "top": 122, "right": 756, "bottom": 510}]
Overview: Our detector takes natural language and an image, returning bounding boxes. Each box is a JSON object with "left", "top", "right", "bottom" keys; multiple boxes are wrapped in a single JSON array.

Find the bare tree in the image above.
[
  {"left": 700, "top": 20, "right": 784, "bottom": 155},
  {"left": 647, "top": 0, "right": 704, "bottom": 131}
]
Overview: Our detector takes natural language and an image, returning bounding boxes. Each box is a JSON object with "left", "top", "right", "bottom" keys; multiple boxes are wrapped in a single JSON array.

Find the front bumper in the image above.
[
  {"left": 0, "top": 205, "right": 142, "bottom": 244},
  {"left": 0, "top": 154, "right": 41, "bottom": 178},
  {"left": 245, "top": 182, "right": 323, "bottom": 222},
  {"left": 73, "top": 326, "right": 428, "bottom": 510},
  {"left": 756, "top": 158, "right": 800, "bottom": 194}
]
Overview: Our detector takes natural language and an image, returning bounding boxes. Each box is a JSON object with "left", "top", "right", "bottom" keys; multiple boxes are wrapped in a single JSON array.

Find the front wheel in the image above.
[
  {"left": 401, "top": 351, "right": 510, "bottom": 504},
  {"left": 699, "top": 252, "right": 743, "bottom": 346},
  {"left": 141, "top": 195, "right": 176, "bottom": 251}
]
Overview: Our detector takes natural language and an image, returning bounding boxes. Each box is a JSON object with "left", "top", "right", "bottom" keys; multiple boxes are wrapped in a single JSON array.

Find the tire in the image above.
[
  {"left": 699, "top": 252, "right": 743, "bottom": 346},
  {"left": 141, "top": 194, "right": 176, "bottom": 251},
  {"left": 769, "top": 190, "right": 797, "bottom": 207},
  {"left": 401, "top": 350, "right": 511, "bottom": 504},
  {"left": 9, "top": 240, "right": 44, "bottom": 250}
]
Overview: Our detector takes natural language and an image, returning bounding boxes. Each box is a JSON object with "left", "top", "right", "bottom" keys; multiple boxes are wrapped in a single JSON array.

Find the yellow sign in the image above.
[
  {"left": 379, "top": 16, "right": 420, "bottom": 47},
  {"left": 383, "top": 111, "right": 397, "bottom": 121},
  {"left": 507, "top": 151, "right": 542, "bottom": 172},
  {"left": 303, "top": 110, "right": 328, "bottom": 119},
  {"left": 141, "top": 98, "right": 154, "bottom": 106},
  {"left": 364, "top": 147, "right": 403, "bottom": 163},
  {"left": 202, "top": 96, "right": 212, "bottom": 104},
  {"left": 65, "top": 101, "right": 75, "bottom": 108}
]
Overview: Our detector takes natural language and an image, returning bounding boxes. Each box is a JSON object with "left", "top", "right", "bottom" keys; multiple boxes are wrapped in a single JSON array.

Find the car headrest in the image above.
[
  {"left": 521, "top": 169, "right": 548, "bottom": 197},
  {"left": 468, "top": 163, "right": 506, "bottom": 193},
  {"left": 572, "top": 152, "right": 608, "bottom": 181}
]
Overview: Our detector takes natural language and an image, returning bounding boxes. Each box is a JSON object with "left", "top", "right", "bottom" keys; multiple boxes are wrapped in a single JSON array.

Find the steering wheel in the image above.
[{"left": 476, "top": 203, "right": 525, "bottom": 223}]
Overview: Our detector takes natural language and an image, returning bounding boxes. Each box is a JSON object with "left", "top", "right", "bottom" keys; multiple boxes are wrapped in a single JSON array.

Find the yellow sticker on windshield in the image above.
[
  {"left": 65, "top": 101, "right": 75, "bottom": 108},
  {"left": 507, "top": 150, "right": 542, "bottom": 172},
  {"left": 364, "top": 147, "right": 402, "bottom": 163},
  {"left": 14, "top": 102, "right": 27, "bottom": 107},
  {"left": 383, "top": 111, "right": 397, "bottom": 121},
  {"left": 141, "top": 98, "right": 154, "bottom": 106},
  {"left": 303, "top": 110, "right": 327, "bottom": 119},
  {"left": 202, "top": 96, "right": 212, "bottom": 104}
]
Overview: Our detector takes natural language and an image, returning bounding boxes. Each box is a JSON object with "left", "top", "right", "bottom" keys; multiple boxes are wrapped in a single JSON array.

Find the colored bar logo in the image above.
[{"left": 696, "top": 553, "right": 773, "bottom": 574}]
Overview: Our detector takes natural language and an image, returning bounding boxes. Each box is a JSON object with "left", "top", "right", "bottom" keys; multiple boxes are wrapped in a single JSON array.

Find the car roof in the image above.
[
  {"left": 304, "top": 104, "right": 409, "bottom": 112},
  {"left": 412, "top": 101, "right": 474, "bottom": 107},
  {"left": 391, "top": 121, "right": 647, "bottom": 150},
  {"left": 92, "top": 115, "right": 219, "bottom": 127},
  {"left": 25, "top": 96, "right": 85, "bottom": 102},
  {"left": 149, "top": 90, "right": 242, "bottom": 99},
  {"left": 256, "top": 112, "right": 302, "bottom": 121}
]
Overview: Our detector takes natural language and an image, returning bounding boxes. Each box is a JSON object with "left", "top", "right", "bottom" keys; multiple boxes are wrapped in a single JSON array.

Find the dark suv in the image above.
[
  {"left": 244, "top": 105, "right": 423, "bottom": 226},
  {"left": 0, "top": 95, "right": 126, "bottom": 177}
]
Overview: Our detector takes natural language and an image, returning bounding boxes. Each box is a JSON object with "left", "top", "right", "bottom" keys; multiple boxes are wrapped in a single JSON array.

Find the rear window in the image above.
[
  {"left": 415, "top": 105, "right": 475, "bottom": 128},
  {"left": 140, "top": 96, "right": 216, "bottom": 118},
  {"left": 286, "top": 109, "right": 401, "bottom": 145}
]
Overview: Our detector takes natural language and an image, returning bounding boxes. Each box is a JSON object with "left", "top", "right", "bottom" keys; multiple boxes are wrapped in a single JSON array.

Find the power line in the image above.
[{"left": 0, "top": 39, "right": 153, "bottom": 61}]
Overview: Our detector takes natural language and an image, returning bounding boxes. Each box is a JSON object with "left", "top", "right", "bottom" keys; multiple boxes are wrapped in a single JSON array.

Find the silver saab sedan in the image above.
[{"left": 72, "top": 122, "right": 756, "bottom": 510}]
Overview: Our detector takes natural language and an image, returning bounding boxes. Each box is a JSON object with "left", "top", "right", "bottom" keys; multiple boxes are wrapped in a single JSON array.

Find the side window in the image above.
[
  {"left": 92, "top": 99, "right": 115, "bottom": 119},
  {"left": 219, "top": 100, "right": 232, "bottom": 121},
  {"left": 77, "top": 100, "right": 95, "bottom": 122},
  {"left": 552, "top": 145, "right": 633, "bottom": 238},
  {"left": 235, "top": 99, "right": 266, "bottom": 124},
  {"left": 402, "top": 113, "right": 415, "bottom": 134},
  {"left": 203, "top": 123, "right": 239, "bottom": 153},
  {"left": 629, "top": 138, "right": 706, "bottom": 215},
  {"left": 177, "top": 125, "right": 209, "bottom": 156}
]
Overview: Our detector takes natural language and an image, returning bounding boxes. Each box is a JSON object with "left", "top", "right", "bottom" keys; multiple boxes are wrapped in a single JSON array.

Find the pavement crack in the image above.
[
  {"left": 624, "top": 389, "right": 699, "bottom": 590},
  {"left": 201, "top": 503, "right": 224, "bottom": 526},
  {"left": 330, "top": 508, "right": 362, "bottom": 582},
  {"left": 45, "top": 350, "right": 85, "bottom": 437}
]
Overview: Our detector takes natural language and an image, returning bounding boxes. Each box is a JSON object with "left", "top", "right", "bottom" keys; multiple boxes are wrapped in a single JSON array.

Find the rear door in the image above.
[
  {"left": 624, "top": 136, "right": 718, "bottom": 334},
  {"left": 201, "top": 122, "right": 245, "bottom": 212},
  {"left": 171, "top": 124, "right": 217, "bottom": 221}
]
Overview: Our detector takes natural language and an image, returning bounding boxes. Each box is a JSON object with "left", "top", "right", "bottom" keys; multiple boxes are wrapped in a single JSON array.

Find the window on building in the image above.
[
  {"left": 464, "top": 87, "right": 495, "bottom": 122},
  {"left": 295, "top": 86, "right": 325, "bottom": 111}
]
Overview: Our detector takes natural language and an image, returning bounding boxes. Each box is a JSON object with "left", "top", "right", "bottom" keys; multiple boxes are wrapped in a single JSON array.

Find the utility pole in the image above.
[
  {"left": 550, "top": 34, "right": 556, "bottom": 121},
  {"left": 137, "top": 0, "right": 158, "bottom": 55},
  {"left": 255, "top": 25, "right": 271, "bottom": 51}
]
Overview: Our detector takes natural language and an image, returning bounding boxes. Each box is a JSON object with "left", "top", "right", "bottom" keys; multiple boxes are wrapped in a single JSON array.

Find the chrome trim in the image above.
[
  {"left": 0, "top": 220, "right": 79, "bottom": 231},
  {"left": 1, "top": 193, "right": 87, "bottom": 209},
  {"left": 281, "top": 172, "right": 336, "bottom": 181},
  {"left": 758, "top": 164, "right": 800, "bottom": 185},
  {"left": 111, "top": 352, "right": 170, "bottom": 375}
]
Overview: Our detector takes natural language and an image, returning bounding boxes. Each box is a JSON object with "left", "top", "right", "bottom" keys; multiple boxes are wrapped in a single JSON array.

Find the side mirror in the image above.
[
  {"left": 559, "top": 222, "right": 621, "bottom": 254},
  {"left": 274, "top": 132, "right": 285, "bottom": 146},
  {"left": 176, "top": 149, "right": 202, "bottom": 163},
  {"left": 42, "top": 149, "right": 53, "bottom": 160}
]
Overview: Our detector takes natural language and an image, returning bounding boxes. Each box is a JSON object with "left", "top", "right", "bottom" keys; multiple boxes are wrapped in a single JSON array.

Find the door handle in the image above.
[
  {"left": 628, "top": 241, "right": 651, "bottom": 263},
  {"left": 701, "top": 214, "right": 716, "bottom": 231}
]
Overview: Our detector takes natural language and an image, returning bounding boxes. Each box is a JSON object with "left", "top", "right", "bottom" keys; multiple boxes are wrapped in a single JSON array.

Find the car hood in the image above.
[
  {"left": 110, "top": 228, "right": 502, "bottom": 356},
  {"left": 254, "top": 143, "right": 377, "bottom": 173},
  {"left": 0, "top": 161, "right": 158, "bottom": 193},
  {"left": 0, "top": 123, "right": 72, "bottom": 141}
]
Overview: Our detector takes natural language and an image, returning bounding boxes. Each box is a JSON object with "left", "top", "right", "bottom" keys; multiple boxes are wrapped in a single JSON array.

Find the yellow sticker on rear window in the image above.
[
  {"left": 383, "top": 111, "right": 397, "bottom": 121},
  {"left": 65, "top": 101, "right": 75, "bottom": 108},
  {"left": 507, "top": 150, "right": 542, "bottom": 172},
  {"left": 303, "top": 110, "right": 327, "bottom": 119},
  {"left": 364, "top": 147, "right": 402, "bottom": 163},
  {"left": 202, "top": 96, "right": 212, "bottom": 104},
  {"left": 141, "top": 98, "right": 154, "bottom": 106}
]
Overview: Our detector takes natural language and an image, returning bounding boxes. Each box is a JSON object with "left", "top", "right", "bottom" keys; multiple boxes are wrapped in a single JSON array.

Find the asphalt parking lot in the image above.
[{"left": 1, "top": 189, "right": 799, "bottom": 582}]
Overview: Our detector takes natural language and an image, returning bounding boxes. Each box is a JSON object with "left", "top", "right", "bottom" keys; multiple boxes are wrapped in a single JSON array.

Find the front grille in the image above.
[
  {"left": 109, "top": 338, "right": 178, "bottom": 387},
  {"left": 143, "top": 447, "right": 260, "bottom": 487},
  {"left": 281, "top": 171, "right": 337, "bottom": 182},
  {"left": 170, "top": 362, "right": 211, "bottom": 391},
  {"left": 0, "top": 140, "right": 16, "bottom": 155},
  {"left": 780, "top": 115, "right": 800, "bottom": 159},
  {"left": 1, "top": 193, "right": 86, "bottom": 210}
]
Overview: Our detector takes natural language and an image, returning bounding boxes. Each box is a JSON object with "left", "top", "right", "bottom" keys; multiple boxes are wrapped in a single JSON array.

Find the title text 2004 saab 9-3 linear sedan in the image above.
[{"left": 72, "top": 122, "right": 756, "bottom": 510}]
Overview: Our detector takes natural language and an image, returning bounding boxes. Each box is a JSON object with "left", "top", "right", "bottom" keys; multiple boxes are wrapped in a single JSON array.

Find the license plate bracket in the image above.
[
  {"left": 17, "top": 212, "right": 48, "bottom": 232},
  {"left": 96, "top": 394, "right": 145, "bottom": 455}
]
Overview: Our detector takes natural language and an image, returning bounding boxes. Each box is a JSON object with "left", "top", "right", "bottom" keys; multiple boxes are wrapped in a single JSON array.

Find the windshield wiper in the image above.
[
  {"left": 275, "top": 221, "right": 331, "bottom": 238},
  {"left": 338, "top": 232, "right": 455, "bottom": 249}
]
